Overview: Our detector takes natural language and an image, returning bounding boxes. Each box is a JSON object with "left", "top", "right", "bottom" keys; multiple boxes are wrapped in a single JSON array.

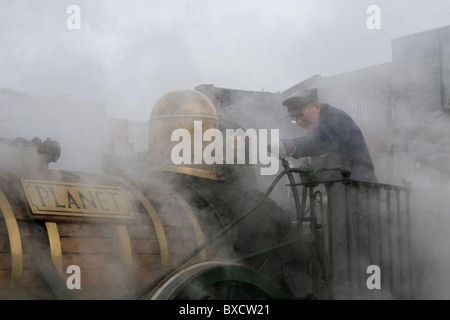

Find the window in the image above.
[{"left": 348, "top": 98, "right": 372, "bottom": 127}]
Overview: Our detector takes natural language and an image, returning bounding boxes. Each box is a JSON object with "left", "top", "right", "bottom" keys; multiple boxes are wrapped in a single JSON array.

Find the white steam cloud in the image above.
[{"left": 1, "top": 0, "right": 450, "bottom": 299}]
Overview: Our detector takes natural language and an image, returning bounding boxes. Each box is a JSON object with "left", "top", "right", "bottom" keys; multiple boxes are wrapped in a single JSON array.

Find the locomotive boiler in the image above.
[{"left": 0, "top": 90, "right": 413, "bottom": 300}]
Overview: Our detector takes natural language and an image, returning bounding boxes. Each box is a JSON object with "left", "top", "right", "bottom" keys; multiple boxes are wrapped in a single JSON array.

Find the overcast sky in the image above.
[{"left": 1, "top": 0, "right": 450, "bottom": 121}]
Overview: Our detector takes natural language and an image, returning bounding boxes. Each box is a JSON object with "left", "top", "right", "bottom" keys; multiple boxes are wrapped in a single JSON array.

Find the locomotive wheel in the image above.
[{"left": 149, "top": 261, "right": 285, "bottom": 300}]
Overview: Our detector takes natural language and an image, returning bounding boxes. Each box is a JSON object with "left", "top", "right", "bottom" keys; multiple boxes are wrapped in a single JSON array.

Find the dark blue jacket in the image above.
[{"left": 291, "top": 104, "right": 377, "bottom": 182}]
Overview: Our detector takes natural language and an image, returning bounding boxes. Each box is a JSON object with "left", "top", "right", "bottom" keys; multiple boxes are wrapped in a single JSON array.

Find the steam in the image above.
[
  {"left": 1, "top": 1, "right": 449, "bottom": 121},
  {"left": 397, "top": 112, "right": 450, "bottom": 299},
  {"left": 1, "top": 0, "right": 450, "bottom": 300}
]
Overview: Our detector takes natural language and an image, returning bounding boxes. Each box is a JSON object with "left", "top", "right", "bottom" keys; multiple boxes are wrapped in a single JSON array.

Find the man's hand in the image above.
[{"left": 268, "top": 139, "right": 296, "bottom": 159}]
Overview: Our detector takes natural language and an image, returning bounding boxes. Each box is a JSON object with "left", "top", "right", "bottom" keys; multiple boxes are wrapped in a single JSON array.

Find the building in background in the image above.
[
  {"left": 194, "top": 25, "right": 450, "bottom": 187},
  {"left": 390, "top": 26, "right": 450, "bottom": 184}
]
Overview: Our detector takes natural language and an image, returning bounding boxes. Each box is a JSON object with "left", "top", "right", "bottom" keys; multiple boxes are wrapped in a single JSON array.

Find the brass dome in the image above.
[
  {"left": 151, "top": 89, "right": 218, "bottom": 120},
  {"left": 148, "top": 90, "right": 223, "bottom": 180}
]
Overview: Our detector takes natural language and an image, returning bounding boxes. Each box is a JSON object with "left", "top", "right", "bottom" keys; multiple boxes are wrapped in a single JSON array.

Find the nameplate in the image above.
[{"left": 21, "top": 179, "right": 135, "bottom": 220}]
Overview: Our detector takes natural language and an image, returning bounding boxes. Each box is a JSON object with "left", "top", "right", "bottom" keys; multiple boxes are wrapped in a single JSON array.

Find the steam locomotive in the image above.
[{"left": 0, "top": 90, "right": 412, "bottom": 300}]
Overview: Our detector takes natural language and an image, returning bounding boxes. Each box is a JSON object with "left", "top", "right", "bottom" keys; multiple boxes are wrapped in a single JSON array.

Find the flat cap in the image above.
[{"left": 282, "top": 88, "right": 318, "bottom": 114}]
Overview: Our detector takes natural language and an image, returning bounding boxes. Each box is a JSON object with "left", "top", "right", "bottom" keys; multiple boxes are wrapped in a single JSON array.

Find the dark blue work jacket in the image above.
[{"left": 291, "top": 104, "right": 377, "bottom": 182}]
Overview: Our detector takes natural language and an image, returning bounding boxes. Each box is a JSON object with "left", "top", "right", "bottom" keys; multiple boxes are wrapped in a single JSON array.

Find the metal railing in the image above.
[{"left": 284, "top": 163, "right": 413, "bottom": 300}]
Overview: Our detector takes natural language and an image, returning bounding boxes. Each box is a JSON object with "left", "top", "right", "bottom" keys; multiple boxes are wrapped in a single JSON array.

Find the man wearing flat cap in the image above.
[
  {"left": 273, "top": 88, "right": 378, "bottom": 298},
  {"left": 273, "top": 88, "right": 377, "bottom": 182}
]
